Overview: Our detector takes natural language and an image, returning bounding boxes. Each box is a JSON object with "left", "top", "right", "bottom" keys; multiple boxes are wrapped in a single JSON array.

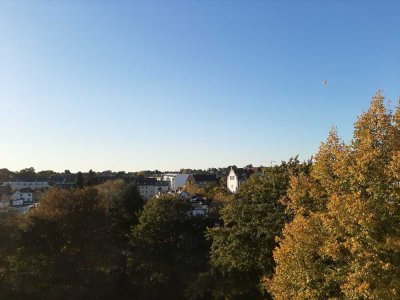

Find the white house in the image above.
[
  {"left": 2, "top": 182, "right": 49, "bottom": 191},
  {"left": 11, "top": 190, "right": 34, "bottom": 203},
  {"left": 227, "top": 167, "right": 247, "bottom": 193}
]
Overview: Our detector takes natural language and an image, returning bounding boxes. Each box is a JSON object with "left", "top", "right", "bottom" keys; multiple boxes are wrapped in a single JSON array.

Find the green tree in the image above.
[
  {"left": 85, "top": 169, "right": 96, "bottom": 186},
  {"left": 97, "top": 180, "right": 145, "bottom": 297},
  {"left": 7, "top": 188, "right": 114, "bottom": 299},
  {"left": 0, "top": 212, "right": 22, "bottom": 300},
  {"left": 17, "top": 167, "right": 36, "bottom": 180},
  {"left": 75, "top": 171, "right": 84, "bottom": 189},
  {"left": 0, "top": 168, "right": 14, "bottom": 182},
  {"left": 36, "top": 170, "right": 57, "bottom": 180},
  {"left": 207, "top": 158, "right": 311, "bottom": 299},
  {"left": 129, "top": 195, "right": 210, "bottom": 299}
]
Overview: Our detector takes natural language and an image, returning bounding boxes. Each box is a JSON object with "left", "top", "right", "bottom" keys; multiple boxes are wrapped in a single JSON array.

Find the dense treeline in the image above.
[
  {"left": 0, "top": 167, "right": 233, "bottom": 184},
  {"left": 1, "top": 93, "right": 399, "bottom": 299},
  {"left": 0, "top": 181, "right": 214, "bottom": 300}
]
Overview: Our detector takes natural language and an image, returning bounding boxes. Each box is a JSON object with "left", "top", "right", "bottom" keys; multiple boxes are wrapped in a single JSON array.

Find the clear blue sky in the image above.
[{"left": 1, "top": 1, "right": 399, "bottom": 172}]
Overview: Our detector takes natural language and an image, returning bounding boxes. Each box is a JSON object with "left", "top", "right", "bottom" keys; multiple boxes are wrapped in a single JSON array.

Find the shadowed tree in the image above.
[
  {"left": 129, "top": 195, "right": 210, "bottom": 299},
  {"left": 75, "top": 171, "right": 84, "bottom": 189}
]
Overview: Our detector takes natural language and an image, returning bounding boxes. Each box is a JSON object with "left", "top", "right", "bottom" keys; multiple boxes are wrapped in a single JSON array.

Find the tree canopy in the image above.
[
  {"left": 267, "top": 92, "right": 400, "bottom": 299},
  {"left": 207, "top": 158, "right": 311, "bottom": 299},
  {"left": 129, "top": 195, "right": 211, "bottom": 299}
]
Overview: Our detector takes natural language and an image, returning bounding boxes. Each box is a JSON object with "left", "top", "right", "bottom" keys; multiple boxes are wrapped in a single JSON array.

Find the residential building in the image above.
[
  {"left": 11, "top": 189, "right": 34, "bottom": 203},
  {"left": 162, "top": 174, "right": 190, "bottom": 191},
  {"left": 137, "top": 178, "right": 169, "bottom": 200},
  {"left": 2, "top": 181, "right": 49, "bottom": 191},
  {"left": 227, "top": 167, "right": 248, "bottom": 193}
]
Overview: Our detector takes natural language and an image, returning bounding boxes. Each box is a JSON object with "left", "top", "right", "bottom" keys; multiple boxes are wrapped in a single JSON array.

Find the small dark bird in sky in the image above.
[{"left": 323, "top": 80, "right": 328, "bottom": 86}]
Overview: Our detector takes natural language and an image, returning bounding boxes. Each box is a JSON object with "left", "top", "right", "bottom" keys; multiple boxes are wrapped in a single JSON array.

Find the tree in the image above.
[
  {"left": 17, "top": 167, "right": 36, "bottom": 180},
  {"left": 2, "top": 180, "right": 145, "bottom": 300},
  {"left": 129, "top": 195, "right": 210, "bottom": 299},
  {"left": 37, "top": 170, "right": 57, "bottom": 180},
  {"left": 0, "top": 168, "right": 14, "bottom": 182},
  {"left": 85, "top": 169, "right": 96, "bottom": 186},
  {"left": 0, "top": 212, "right": 22, "bottom": 300},
  {"left": 267, "top": 92, "right": 400, "bottom": 299},
  {"left": 207, "top": 158, "right": 311, "bottom": 299},
  {"left": 75, "top": 171, "right": 84, "bottom": 189},
  {"left": 7, "top": 188, "right": 114, "bottom": 299},
  {"left": 96, "top": 180, "right": 145, "bottom": 297}
]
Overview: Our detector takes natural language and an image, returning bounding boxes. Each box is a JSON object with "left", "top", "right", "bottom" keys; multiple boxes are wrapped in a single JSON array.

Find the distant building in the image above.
[
  {"left": 162, "top": 174, "right": 190, "bottom": 191},
  {"left": 10, "top": 199, "right": 24, "bottom": 206},
  {"left": 227, "top": 167, "right": 248, "bottom": 193},
  {"left": 0, "top": 187, "right": 38, "bottom": 214},
  {"left": 11, "top": 189, "right": 34, "bottom": 203},
  {"left": 137, "top": 178, "right": 169, "bottom": 200},
  {"left": 2, "top": 181, "right": 49, "bottom": 191}
]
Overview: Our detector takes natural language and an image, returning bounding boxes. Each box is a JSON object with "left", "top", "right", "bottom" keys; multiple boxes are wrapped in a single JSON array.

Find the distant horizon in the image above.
[
  {"left": 1, "top": 160, "right": 295, "bottom": 174},
  {"left": 1, "top": 1, "right": 399, "bottom": 172}
]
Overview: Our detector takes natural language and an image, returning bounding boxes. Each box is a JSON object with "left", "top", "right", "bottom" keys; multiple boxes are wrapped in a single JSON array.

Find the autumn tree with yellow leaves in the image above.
[{"left": 266, "top": 92, "right": 400, "bottom": 299}]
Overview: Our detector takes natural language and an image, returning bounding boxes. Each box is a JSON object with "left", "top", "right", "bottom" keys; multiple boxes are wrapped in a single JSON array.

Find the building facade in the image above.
[
  {"left": 227, "top": 167, "right": 246, "bottom": 193},
  {"left": 137, "top": 178, "right": 169, "bottom": 200},
  {"left": 162, "top": 174, "right": 190, "bottom": 191},
  {"left": 2, "top": 181, "right": 49, "bottom": 191}
]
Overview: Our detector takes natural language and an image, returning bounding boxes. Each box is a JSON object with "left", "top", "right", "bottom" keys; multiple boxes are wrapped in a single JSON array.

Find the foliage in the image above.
[
  {"left": 97, "top": 180, "right": 145, "bottom": 297},
  {"left": 0, "top": 212, "right": 22, "bottom": 300},
  {"left": 183, "top": 181, "right": 204, "bottom": 195},
  {"left": 17, "top": 167, "right": 36, "bottom": 180},
  {"left": 267, "top": 92, "right": 400, "bottom": 299},
  {"left": 129, "top": 195, "right": 211, "bottom": 299},
  {"left": 6, "top": 188, "right": 113, "bottom": 299},
  {"left": 75, "top": 171, "right": 84, "bottom": 189},
  {"left": 0, "top": 168, "right": 15, "bottom": 182},
  {"left": 2, "top": 181, "right": 144, "bottom": 300},
  {"left": 207, "top": 158, "right": 311, "bottom": 299}
]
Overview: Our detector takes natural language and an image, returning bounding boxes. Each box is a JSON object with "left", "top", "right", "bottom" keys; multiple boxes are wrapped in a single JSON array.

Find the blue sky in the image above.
[{"left": 1, "top": 1, "right": 399, "bottom": 172}]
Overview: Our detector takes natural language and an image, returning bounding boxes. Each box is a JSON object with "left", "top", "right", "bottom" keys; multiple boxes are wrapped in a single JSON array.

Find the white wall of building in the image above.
[
  {"left": 162, "top": 174, "right": 190, "bottom": 191},
  {"left": 2, "top": 182, "right": 49, "bottom": 191},
  {"left": 227, "top": 168, "right": 240, "bottom": 193},
  {"left": 138, "top": 184, "right": 169, "bottom": 200},
  {"left": 11, "top": 191, "right": 33, "bottom": 202}
]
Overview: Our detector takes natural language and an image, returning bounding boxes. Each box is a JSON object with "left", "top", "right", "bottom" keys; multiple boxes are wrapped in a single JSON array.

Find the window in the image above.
[{"left": 230, "top": 176, "right": 235, "bottom": 180}]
